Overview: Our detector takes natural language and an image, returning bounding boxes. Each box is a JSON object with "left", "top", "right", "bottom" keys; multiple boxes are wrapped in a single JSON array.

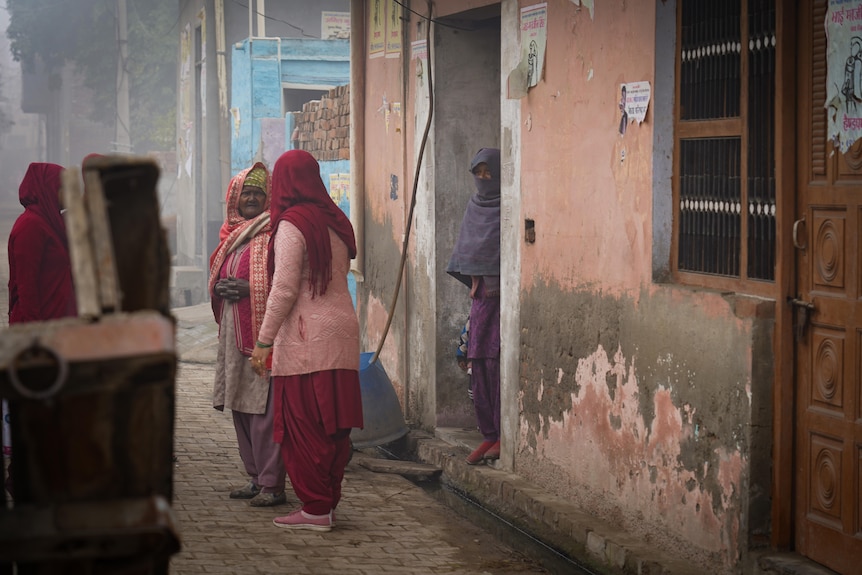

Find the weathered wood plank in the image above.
[
  {"left": 82, "top": 167, "right": 121, "bottom": 312},
  {"left": 61, "top": 168, "right": 100, "bottom": 318}
]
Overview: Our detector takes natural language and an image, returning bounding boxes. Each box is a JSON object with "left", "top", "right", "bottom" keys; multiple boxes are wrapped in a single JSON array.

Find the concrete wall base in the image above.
[{"left": 170, "top": 265, "right": 207, "bottom": 308}]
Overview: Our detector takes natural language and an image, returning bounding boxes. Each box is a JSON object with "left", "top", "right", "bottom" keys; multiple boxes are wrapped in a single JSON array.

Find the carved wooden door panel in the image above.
[{"left": 795, "top": 2, "right": 862, "bottom": 572}]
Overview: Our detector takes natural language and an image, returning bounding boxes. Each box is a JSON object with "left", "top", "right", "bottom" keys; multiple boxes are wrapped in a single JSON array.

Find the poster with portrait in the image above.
[
  {"left": 369, "top": 0, "right": 386, "bottom": 58},
  {"left": 521, "top": 3, "right": 547, "bottom": 88},
  {"left": 826, "top": 0, "right": 862, "bottom": 152},
  {"left": 618, "top": 81, "right": 651, "bottom": 135},
  {"left": 507, "top": 3, "right": 547, "bottom": 98}
]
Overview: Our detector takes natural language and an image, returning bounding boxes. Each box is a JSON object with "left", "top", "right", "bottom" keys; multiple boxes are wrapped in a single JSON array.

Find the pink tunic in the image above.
[{"left": 258, "top": 221, "right": 360, "bottom": 375}]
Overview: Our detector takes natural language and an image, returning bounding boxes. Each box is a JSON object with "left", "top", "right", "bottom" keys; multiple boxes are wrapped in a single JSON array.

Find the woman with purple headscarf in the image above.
[{"left": 446, "top": 148, "right": 502, "bottom": 465}]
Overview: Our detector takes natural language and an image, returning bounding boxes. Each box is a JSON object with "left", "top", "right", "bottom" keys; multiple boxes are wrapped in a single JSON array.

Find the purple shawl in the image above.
[{"left": 446, "top": 148, "right": 501, "bottom": 288}]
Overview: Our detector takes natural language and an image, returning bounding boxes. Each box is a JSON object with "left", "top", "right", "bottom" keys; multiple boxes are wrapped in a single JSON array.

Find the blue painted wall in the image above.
[
  {"left": 232, "top": 37, "right": 353, "bottom": 304},
  {"left": 231, "top": 38, "right": 349, "bottom": 174},
  {"left": 232, "top": 38, "right": 282, "bottom": 173},
  {"left": 318, "top": 158, "right": 355, "bottom": 307}
]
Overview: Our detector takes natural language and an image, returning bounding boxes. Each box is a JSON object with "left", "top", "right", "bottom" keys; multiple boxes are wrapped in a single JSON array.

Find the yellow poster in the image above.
[
  {"left": 369, "top": 0, "right": 385, "bottom": 58},
  {"left": 386, "top": 0, "right": 402, "bottom": 58},
  {"left": 328, "top": 173, "right": 351, "bottom": 206}
]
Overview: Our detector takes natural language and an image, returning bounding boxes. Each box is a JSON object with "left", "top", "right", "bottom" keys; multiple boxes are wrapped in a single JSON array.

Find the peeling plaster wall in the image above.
[
  {"left": 355, "top": 0, "right": 411, "bottom": 425},
  {"left": 510, "top": 1, "right": 774, "bottom": 572},
  {"left": 517, "top": 285, "right": 773, "bottom": 570}
]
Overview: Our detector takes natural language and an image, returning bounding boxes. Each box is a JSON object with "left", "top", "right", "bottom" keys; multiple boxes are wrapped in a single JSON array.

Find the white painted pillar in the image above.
[{"left": 499, "top": 0, "right": 522, "bottom": 472}]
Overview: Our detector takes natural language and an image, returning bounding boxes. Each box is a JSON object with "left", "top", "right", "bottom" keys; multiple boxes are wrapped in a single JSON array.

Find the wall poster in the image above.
[
  {"left": 386, "top": 0, "right": 402, "bottom": 57},
  {"left": 369, "top": 0, "right": 386, "bottom": 58},
  {"left": 826, "top": 0, "right": 862, "bottom": 152}
]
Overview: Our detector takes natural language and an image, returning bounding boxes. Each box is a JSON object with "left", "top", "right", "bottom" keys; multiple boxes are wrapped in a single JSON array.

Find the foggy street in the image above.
[
  {"left": 0, "top": 208, "right": 554, "bottom": 574},
  {"left": 1, "top": 0, "right": 832, "bottom": 573}
]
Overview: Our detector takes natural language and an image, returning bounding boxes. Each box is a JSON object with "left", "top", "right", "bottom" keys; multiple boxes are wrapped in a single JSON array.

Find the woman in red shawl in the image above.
[
  {"left": 209, "top": 162, "right": 286, "bottom": 507},
  {"left": 250, "top": 150, "right": 362, "bottom": 532},
  {"left": 7, "top": 162, "right": 76, "bottom": 323},
  {"left": 6, "top": 162, "right": 76, "bottom": 498}
]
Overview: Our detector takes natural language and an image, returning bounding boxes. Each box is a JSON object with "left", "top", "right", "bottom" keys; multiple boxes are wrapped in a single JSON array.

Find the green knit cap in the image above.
[{"left": 244, "top": 167, "right": 267, "bottom": 190}]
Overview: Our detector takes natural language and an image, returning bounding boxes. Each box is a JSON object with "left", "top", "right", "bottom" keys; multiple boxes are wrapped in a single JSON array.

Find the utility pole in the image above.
[
  {"left": 115, "top": 0, "right": 131, "bottom": 152},
  {"left": 257, "top": 0, "right": 266, "bottom": 37}
]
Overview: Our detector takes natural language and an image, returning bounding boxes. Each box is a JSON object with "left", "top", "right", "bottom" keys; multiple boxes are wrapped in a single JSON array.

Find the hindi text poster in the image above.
[
  {"left": 521, "top": 3, "right": 548, "bottom": 89},
  {"left": 369, "top": 0, "right": 385, "bottom": 58},
  {"left": 322, "top": 11, "right": 350, "bottom": 39},
  {"left": 386, "top": 0, "right": 402, "bottom": 58},
  {"left": 826, "top": 0, "right": 862, "bottom": 151}
]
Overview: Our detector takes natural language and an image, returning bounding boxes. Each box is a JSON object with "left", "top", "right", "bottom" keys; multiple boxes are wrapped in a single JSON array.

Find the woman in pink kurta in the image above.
[{"left": 251, "top": 150, "right": 362, "bottom": 533}]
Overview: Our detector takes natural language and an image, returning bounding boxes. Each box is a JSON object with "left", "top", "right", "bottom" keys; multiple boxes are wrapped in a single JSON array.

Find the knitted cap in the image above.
[{"left": 244, "top": 166, "right": 268, "bottom": 190}]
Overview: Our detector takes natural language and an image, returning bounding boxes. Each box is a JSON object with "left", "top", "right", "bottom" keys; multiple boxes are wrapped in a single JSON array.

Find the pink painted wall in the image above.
[
  {"left": 511, "top": 2, "right": 767, "bottom": 572},
  {"left": 519, "top": 1, "right": 655, "bottom": 294}
]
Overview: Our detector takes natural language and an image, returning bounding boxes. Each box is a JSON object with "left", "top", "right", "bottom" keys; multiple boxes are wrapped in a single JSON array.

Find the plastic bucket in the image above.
[{"left": 350, "top": 352, "right": 409, "bottom": 449}]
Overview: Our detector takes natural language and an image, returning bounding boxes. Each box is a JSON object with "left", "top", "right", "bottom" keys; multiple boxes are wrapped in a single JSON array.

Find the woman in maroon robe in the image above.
[
  {"left": 7, "top": 162, "right": 76, "bottom": 324},
  {"left": 5, "top": 162, "right": 76, "bottom": 498}
]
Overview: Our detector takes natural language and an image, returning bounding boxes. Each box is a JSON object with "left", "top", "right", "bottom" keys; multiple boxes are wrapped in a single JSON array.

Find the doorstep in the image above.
[{"left": 757, "top": 552, "right": 840, "bottom": 575}]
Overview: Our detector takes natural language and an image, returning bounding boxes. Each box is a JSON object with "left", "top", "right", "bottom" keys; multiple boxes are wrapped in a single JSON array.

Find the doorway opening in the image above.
[{"left": 432, "top": 5, "right": 502, "bottom": 442}]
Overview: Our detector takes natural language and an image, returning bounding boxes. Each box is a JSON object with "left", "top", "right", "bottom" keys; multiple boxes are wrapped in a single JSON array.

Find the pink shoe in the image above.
[{"left": 273, "top": 509, "right": 332, "bottom": 532}]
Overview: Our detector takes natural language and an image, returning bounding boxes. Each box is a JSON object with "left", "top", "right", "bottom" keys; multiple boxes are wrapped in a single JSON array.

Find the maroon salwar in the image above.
[{"left": 273, "top": 370, "right": 363, "bottom": 516}]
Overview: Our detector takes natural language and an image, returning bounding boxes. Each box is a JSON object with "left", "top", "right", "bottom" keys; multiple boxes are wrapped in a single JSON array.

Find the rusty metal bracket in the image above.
[{"left": 7, "top": 341, "right": 68, "bottom": 401}]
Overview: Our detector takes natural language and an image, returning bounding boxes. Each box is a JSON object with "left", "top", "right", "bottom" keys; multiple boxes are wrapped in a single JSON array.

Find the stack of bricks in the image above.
[{"left": 292, "top": 84, "right": 350, "bottom": 162}]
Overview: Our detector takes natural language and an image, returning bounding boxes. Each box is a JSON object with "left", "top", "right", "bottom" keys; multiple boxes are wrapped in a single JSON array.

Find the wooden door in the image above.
[{"left": 795, "top": 2, "right": 862, "bottom": 572}]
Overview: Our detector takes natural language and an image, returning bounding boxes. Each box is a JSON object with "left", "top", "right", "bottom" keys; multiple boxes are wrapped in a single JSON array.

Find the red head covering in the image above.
[
  {"left": 19, "top": 162, "right": 66, "bottom": 247},
  {"left": 208, "top": 162, "right": 272, "bottom": 344},
  {"left": 212, "top": 161, "right": 272, "bottom": 249},
  {"left": 268, "top": 150, "right": 356, "bottom": 296}
]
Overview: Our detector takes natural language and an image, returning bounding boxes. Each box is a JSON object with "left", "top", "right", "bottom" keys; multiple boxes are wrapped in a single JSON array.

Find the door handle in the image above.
[
  {"left": 789, "top": 297, "right": 815, "bottom": 342},
  {"left": 793, "top": 217, "right": 807, "bottom": 250}
]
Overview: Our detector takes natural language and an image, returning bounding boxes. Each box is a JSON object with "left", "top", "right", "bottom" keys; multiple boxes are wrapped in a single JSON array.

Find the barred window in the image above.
[{"left": 674, "top": 0, "right": 776, "bottom": 287}]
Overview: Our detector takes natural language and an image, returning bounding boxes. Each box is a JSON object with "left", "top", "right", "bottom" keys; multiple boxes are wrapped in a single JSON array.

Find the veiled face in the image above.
[
  {"left": 472, "top": 162, "right": 492, "bottom": 180},
  {"left": 237, "top": 185, "right": 266, "bottom": 219}
]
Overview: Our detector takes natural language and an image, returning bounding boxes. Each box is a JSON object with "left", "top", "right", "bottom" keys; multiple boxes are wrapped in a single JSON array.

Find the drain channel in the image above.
[
  {"left": 420, "top": 480, "right": 599, "bottom": 575},
  {"left": 371, "top": 444, "right": 599, "bottom": 575}
]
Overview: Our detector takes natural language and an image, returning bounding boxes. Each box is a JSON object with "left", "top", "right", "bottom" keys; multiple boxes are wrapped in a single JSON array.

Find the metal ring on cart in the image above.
[{"left": 7, "top": 343, "right": 69, "bottom": 400}]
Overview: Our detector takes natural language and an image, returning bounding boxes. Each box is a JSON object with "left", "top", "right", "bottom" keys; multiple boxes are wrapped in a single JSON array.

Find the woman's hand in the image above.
[
  {"left": 470, "top": 276, "right": 480, "bottom": 299},
  {"left": 214, "top": 277, "right": 250, "bottom": 301},
  {"left": 250, "top": 345, "right": 271, "bottom": 377}
]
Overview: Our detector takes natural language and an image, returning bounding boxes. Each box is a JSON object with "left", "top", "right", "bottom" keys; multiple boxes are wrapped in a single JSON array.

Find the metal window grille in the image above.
[
  {"left": 746, "top": 0, "right": 776, "bottom": 280},
  {"left": 677, "top": 0, "right": 776, "bottom": 282},
  {"left": 679, "top": 138, "right": 742, "bottom": 276},
  {"left": 680, "top": 0, "right": 741, "bottom": 120}
]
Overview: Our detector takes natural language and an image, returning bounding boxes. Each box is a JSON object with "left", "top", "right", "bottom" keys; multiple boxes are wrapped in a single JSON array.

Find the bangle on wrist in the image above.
[{"left": 255, "top": 340, "right": 273, "bottom": 349}]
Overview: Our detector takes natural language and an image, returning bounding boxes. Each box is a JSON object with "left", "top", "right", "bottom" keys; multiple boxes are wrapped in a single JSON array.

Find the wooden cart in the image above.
[{"left": 0, "top": 156, "right": 180, "bottom": 574}]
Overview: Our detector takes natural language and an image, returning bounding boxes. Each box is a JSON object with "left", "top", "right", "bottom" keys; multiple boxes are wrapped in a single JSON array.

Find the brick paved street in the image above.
[
  {"left": 170, "top": 320, "right": 549, "bottom": 575},
  {"left": 170, "top": 363, "right": 547, "bottom": 574}
]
